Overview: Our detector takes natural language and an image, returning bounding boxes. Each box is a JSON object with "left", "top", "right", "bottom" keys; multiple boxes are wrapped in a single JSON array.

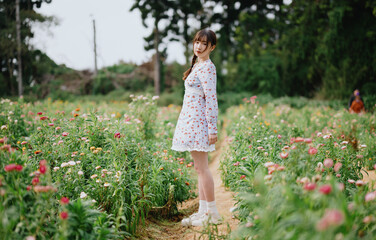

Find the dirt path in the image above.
[{"left": 138, "top": 124, "right": 239, "bottom": 239}]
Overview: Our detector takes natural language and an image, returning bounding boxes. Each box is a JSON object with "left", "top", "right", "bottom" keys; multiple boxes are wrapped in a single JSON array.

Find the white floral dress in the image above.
[{"left": 171, "top": 59, "right": 218, "bottom": 152}]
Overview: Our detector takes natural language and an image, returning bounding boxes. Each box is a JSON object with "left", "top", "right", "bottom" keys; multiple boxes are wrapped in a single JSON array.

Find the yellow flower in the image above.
[{"left": 90, "top": 146, "right": 96, "bottom": 151}]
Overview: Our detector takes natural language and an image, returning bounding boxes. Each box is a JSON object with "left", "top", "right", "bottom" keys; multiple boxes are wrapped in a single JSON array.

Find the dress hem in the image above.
[{"left": 171, "top": 145, "right": 215, "bottom": 152}]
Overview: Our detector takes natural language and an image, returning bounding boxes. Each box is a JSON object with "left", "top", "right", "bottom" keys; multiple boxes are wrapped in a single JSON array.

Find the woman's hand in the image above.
[{"left": 209, "top": 134, "right": 218, "bottom": 145}]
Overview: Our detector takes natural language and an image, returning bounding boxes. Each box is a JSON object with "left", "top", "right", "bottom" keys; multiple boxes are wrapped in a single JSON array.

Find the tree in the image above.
[
  {"left": 130, "top": 0, "right": 175, "bottom": 95},
  {"left": 0, "top": 0, "right": 53, "bottom": 96}
]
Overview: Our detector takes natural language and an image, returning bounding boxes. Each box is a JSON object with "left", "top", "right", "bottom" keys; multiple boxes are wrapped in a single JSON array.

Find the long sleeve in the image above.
[{"left": 198, "top": 63, "right": 218, "bottom": 135}]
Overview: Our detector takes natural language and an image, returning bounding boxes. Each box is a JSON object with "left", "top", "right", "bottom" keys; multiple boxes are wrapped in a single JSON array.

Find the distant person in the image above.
[
  {"left": 349, "top": 94, "right": 365, "bottom": 114},
  {"left": 348, "top": 89, "right": 363, "bottom": 110}
]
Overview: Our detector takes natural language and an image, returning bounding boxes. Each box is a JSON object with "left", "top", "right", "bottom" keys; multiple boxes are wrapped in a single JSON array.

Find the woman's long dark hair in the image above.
[{"left": 183, "top": 29, "right": 217, "bottom": 80}]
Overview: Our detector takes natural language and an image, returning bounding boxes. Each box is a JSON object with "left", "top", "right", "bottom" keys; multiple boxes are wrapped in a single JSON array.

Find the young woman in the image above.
[{"left": 171, "top": 29, "right": 221, "bottom": 227}]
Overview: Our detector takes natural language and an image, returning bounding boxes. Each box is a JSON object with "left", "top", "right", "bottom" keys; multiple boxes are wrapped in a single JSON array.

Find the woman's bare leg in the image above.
[{"left": 191, "top": 151, "right": 215, "bottom": 202}]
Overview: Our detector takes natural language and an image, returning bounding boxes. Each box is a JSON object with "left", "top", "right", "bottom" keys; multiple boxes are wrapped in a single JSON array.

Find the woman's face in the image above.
[{"left": 194, "top": 39, "right": 214, "bottom": 59}]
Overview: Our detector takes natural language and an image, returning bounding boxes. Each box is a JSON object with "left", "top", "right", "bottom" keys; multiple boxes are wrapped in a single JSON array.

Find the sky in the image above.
[{"left": 32, "top": 0, "right": 186, "bottom": 71}]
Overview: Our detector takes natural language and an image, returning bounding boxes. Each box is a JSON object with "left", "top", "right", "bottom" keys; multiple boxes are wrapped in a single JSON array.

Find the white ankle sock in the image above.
[
  {"left": 198, "top": 200, "right": 207, "bottom": 214},
  {"left": 207, "top": 201, "right": 220, "bottom": 217}
]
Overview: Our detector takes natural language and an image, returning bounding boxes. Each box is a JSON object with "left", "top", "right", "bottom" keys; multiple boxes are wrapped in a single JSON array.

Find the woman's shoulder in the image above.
[{"left": 197, "top": 59, "right": 216, "bottom": 71}]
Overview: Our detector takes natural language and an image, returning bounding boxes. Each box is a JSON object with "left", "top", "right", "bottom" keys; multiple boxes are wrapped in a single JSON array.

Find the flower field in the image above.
[
  {"left": 221, "top": 99, "right": 376, "bottom": 239},
  {"left": 1, "top": 95, "right": 376, "bottom": 239},
  {"left": 0, "top": 96, "right": 194, "bottom": 239}
]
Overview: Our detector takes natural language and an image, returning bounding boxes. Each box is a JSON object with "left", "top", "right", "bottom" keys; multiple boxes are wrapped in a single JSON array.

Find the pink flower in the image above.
[
  {"left": 356, "top": 180, "right": 365, "bottom": 186},
  {"left": 304, "top": 138, "right": 312, "bottom": 143},
  {"left": 308, "top": 147, "right": 318, "bottom": 155},
  {"left": 62, "top": 132, "right": 69, "bottom": 137},
  {"left": 323, "top": 159, "right": 333, "bottom": 168},
  {"left": 316, "top": 209, "right": 344, "bottom": 231},
  {"left": 48, "top": 123, "right": 54, "bottom": 126},
  {"left": 114, "top": 132, "right": 121, "bottom": 138},
  {"left": 240, "top": 175, "right": 246, "bottom": 180},
  {"left": 334, "top": 162, "right": 342, "bottom": 172},
  {"left": 233, "top": 161, "right": 240, "bottom": 166},
  {"left": 348, "top": 179, "right": 355, "bottom": 184},
  {"left": 295, "top": 137, "right": 304, "bottom": 143},
  {"left": 319, "top": 185, "right": 332, "bottom": 195},
  {"left": 4, "top": 164, "right": 16, "bottom": 172},
  {"left": 250, "top": 96, "right": 257, "bottom": 104},
  {"left": 55, "top": 127, "right": 61, "bottom": 131},
  {"left": 304, "top": 183, "right": 316, "bottom": 191},
  {"left": 365, "top": 192, "right": 376, "bottom": 202},
  {"left": 277, "top": 134, "right": 282, "bottom": 139},
  {"left": 280, "top": 152, "right": 289, "bottom": 159}
]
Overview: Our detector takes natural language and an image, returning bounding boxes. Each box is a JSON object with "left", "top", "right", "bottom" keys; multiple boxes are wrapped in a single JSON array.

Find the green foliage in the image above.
[
  {"left": 221, "top": 100, "right": 376, "bottom": 239},
  {"left": 0, "top": 97, "right": 194, "bottom": 238}
]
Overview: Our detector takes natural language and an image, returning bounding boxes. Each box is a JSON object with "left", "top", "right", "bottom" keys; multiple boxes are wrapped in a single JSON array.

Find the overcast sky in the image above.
[{"left": 32, "top": 0, "right": 186, "bottom": 70}]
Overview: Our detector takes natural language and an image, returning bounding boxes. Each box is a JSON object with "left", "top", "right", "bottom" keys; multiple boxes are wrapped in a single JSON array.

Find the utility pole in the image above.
[
  {"left": 92, "top": 18, "right": 98, "bottom": 76},
  {"left": 16, "top": 0, "right": 23, "bottom": 96}
]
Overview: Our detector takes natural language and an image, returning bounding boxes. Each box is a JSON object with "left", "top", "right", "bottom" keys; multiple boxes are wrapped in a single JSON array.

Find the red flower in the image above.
[
  {"left": 60, "top": 211, "right": 68, "bottom": 220},
  {"left": 4, "top": 164, "right": 16, "bottom": 172},
  {"left": 60, "top": 197, "right": 69, "bottom": 205},
  {"left": 114, "top": 132, "right": 121, "bottom": 138},
  {"left": 37, "top": 112, "right": 43, "bottom": 115},
  {"left": 308, "top": 147, "right": 318, "bottom": 155},
  {"left": 319, "top": 185, "right": 332, "bottom": 195},
  {"left": 15, "top": 164, "right": 23, "bottom": 172},
  {"left": 294, "top": 137, "right": 304, "bottom": 143},
  {"left": 26, "top": 185, "right": 32, "bottom": 191},
  {"left": 32, "top": 177, "right": 40, "bottom": 186},
  {"left": 40, "top": 116, "right": 47, "bottom": 120},
  {"left": 39, "top": 165, "right": 47, "bottom": 174},
  {"left": 62, "top": 132, "right": 69, "bottom": 137},
  {"left": 304, "top": 183, "right": 316, "bottom": 191},
  {"left": 240, "top": 175, "right": 246, "bottom": 180}
]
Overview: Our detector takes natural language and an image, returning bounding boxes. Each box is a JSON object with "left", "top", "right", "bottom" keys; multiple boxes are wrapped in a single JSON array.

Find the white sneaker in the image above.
[
  {"left": 191, "top": 213, "right": 222, "bottom": 227},
  {"left": 181, "top": 212, "right": 204, "bottom": 227}
]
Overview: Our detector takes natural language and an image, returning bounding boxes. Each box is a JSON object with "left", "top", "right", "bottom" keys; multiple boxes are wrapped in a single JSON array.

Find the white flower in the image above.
[
  {"left": 96, "top": 179, "right": 101, "bottom": 183},
  {"left": 104, "top": 182, "right": 110, "bottom": 187},
  {"left": 102, "top": 169, "right": 108, "bottom": 174},
  {"left": 264, "top": 175, "right": 272, "bottom": 181},
  {"left": 317, "top": 132, "right": 322, "bottom": 137},
  {"left": 360, "top": 144, "right": 367, "bottom": 148},
  {"left": 129, "top": 94, "right": 134, "bottom": 98},
  {"left": 80, "top": 192, "right": 87, "bottom": 199},
  {"left": 92, "top": 199, "right": 97, "bottom": 203},
  {"left": 53, "top": 167, "right": 60, "bottom": 172},
  {"left": 76, "top": 161, "right": 81, "bottom": 164},
  {"left": 323, "top": 134, "right": 331, "bottom": 139},
  {"left": 341, "top": 141, "right": 348, "bottom": 145},
  {"left": 1, "top": 125, "right": 7, "bottom": 130},
  {"left": 264, "top": 162, "right": 275, "bottom": 168},
  {"left": 91, "top": 174, "right": 98, "bottom": 179},
  {"left": 68, "top": 161, "right": 76, "bottom": 166},
  {"left": 61, "top": 162, "right": 69, "bottom": 168},
  {"left": 152, "top": 96, "right": 159, "bottom": 101},
  {"left": 95, "top": 166, "right": 101, "bottom": 170},
  {"left": 341, "top": 146, "right": 347, "bottom": 150},
  {"left": 78, "top": 171, "right": 84, "bottom": 175}
]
